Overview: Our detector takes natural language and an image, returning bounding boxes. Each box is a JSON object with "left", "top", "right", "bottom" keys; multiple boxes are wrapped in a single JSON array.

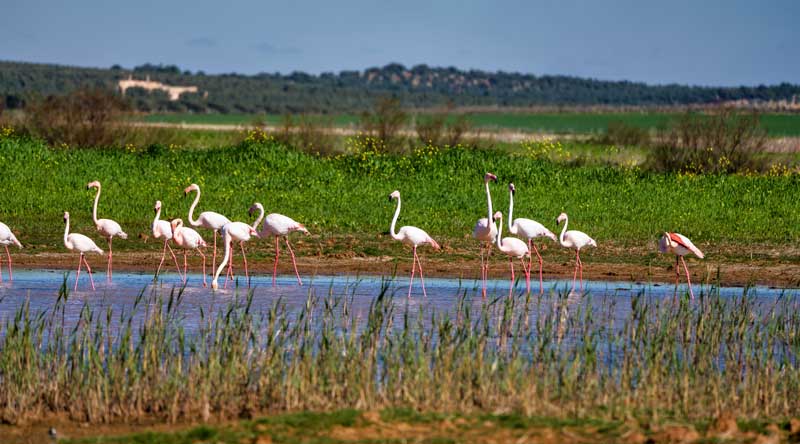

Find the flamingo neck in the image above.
[
  {"left": 508, "top": 189, "right": 516, "bottom": 234},
  {"left": 187, "top": 188, "right": 201, "bottom": 226},
  {"left": 63, "top": 217, "right": 70, "bottom": 248},
  {"left": 212, "top": 229, "right": 233, "bottom": 285},
  {"left": 390, "top": 197, "right": 402, "bottom": 241},
  {"left": 153, "top": 207, "right": 161, "bottom": 233},
  {"left": 485, "top": 180, "right": 493, "bottom": 223},
  {"left": 495, "top": 214, "right": 504, "bottom": 250},
  {"left": 251, "top": 204, "right": 264, "bottom": 231},
  {"left": 91, "top": 185, "right": 101, "bottom": 225},
  {"left": 559, "top": 215, "right": 569, "bottom": 246}
]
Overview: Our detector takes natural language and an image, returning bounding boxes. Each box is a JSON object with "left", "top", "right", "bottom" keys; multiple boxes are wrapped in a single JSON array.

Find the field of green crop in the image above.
[{"left": 140, "top": 111, "right": 800, "bottom": 137}]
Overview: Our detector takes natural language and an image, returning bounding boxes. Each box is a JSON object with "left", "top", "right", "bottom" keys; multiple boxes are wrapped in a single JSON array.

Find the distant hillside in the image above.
[{"left": 1, "top": 60, "right": 799, "bottom": 114}]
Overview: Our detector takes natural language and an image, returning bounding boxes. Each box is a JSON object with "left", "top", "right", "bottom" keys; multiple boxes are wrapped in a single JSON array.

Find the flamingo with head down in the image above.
[
  {"left": 658, "top": 232, "right": 705, "bottom": 300},
  {"left": 211, "top": 221, "right": 258, "bottom": 290}
]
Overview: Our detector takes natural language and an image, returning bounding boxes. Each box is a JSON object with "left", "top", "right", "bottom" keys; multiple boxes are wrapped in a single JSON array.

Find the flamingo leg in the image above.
[
  {"left": 74, "top": 253, "right": 83, "bottom": 292},
  {"left": 83, "top": 254, "right": 96, "bottom": 291},
  {"left": 240, "top": 242, "right": 250, "bottom": 287},
  {"left": 530, "top": 239, "right": 544, "bottom": 294},
  {"left": 577, "top": 250, "right": 584, "bottom": 293},
  {"left": 167, "top": 242, "right": 183, "bottom": 280},
  {"left": 0, "top": 247, "right": 3, "bottom": 283},
  {"left": 212, "top": 231, "right": 218, "bottom": 280},
  {"left": 680, "top": 256, "right": 695, "bottom": 300},
  {"left": 199, "top": 248, "right": 207, "bottom": 288},
  {"left": 479, "top": 245, "right": 486, "bottom": 299},
  {"left": 183, "top": 251, "right": 188, "bottom": 284},
  {"left": 285, "top": 237, "right": 302, "bottom": 286},
  {"left": 3, "top": 245, "right": 11, "bottom": 282},
  {"left": 508, "top": 256, "right": 516, "bottom": 297},
  {"left": 224, "top": 243, "right": 233, "bottom": 289},
  {"left": 571, "top": 249, "right": 579, "bottom": 293},
  {"left": 272, "top": 236, "right": 280, "bottom": 286},
  {"left": 156, "top": 239, "right": 168, "bottom": 278},
  {"left": 408, "top": 246, "right": 417, "bottom": 299},
  {"left": 107, "top": 237, "right": 113, "bottom": 282},
  {"left": 521, "top": 256, "right": 532, "bottom": 294},
  {"left": 414, "top": 248, "right": 427, "bottom": 298}
]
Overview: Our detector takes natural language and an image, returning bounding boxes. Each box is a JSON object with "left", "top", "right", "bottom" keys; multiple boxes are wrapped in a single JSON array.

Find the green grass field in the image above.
[{"left": 140, "top": 111, "right": 800, "bottom": 137}]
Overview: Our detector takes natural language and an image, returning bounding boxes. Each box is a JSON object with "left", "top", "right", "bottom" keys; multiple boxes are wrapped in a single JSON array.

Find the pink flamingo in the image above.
[
  {"left": 63, "top": 211, "right": 103, "bottom": 291},
  {"left": 170, "top": 218, "right": 208, "bottom": 287},
  {"left": 471, "top": 172, "right": 498, "bottom": 298},
  {"left": 507, "top": 183, "right": 557, "bottom": 294},
  {"left": 87, "top": 181, "right": 128, "bottom": 282},
  {"left": 249, "top": 202, "right": 309, "bottom": 286},
  {"left": 0, "top": 222, "right": 22, "bottom": 282},
  {"left": 184, "top": 183, "right": 231, "bottom": 278},
  {"left": 211, "top": 222, "right": 258, "bottom": 290},
  {"left": 556, "top": 213, "right": 597, "bottom": 293},
  {"left": 492, "top": 211, "right": 532, "bottom": 297},
  {"left": 388, "top": 190, "right": 440, "bottom": 298},
  {"left": 152, "top": 201, "right": 183, "bottom": 280},
  {"left": 658, "top": 232, "right": 705, "bottom": 300}
]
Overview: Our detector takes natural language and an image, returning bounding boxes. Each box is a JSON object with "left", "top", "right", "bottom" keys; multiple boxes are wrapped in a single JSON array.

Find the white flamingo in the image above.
[
  {"left": 507, "top": 183, "right": 557, "bottom": 294},
  {"left": 493, "top": 211, "right": 531, "bottom": 297},
  {"left": 63, "top": 211, "right": 103, "bottom": 291},
  {"left": 0, "top": 222, "right": 22, "bottom": 282},
  {"left": 171, "top": 218, "right": 208, "bottom": 287},
  {"left": 87, "top": 181, "right": 128, "bottom": 281},
  {"left": 211, "top": 222, "right": 258, "bottom": 290},
  {"left": 152, "top": 201, "right": 182, "bottom": 280},
  {"left": 184, "top": 183, "right": 231, "bottom": 278},
  {"left": 389, "top": 190, "right": 440, "bottom": 298},
  {"left": 556, "top": 212, "right": 597, "bottom": 293},
  {"left": 249, "top": 202, "right": 309, "bottom": 286},
  {"left": 659, "top": 232, "right": 705, "bottom": 300},
  {"left": 472, "top": 172, "right": 498, "bottom": 298}
]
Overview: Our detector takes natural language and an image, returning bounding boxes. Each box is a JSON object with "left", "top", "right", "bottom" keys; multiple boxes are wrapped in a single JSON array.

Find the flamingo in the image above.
[
  {"left": 507, "top": 183, "right": 557, "bottom": 294},
  {"left": 472, "top": 172, "right": 498, "bottom": 298},
  {"left": 184, "top": 183, "right": 231, "bottom": 279},
  {"left": 63, "top": 211, "right": 103, "bottom": 291},
  {"left": 211, "top": 222, "right": 258, "bottom": 290},
  {"left": 492, "top": 211, "right": 532, "bottom": 297},
  {"left": 249, "top": 202, "right": 309, "bottom": 286},
  {"left": 0, "top": 222, "right": 22, "bottom": 282},
  {"left": 556, "top": 213, "right": 597, "bottom": 293},
  {"left": 87, "top": 181, "right": 128, "bottom": 282},
  {"left": 388, "top": 190, "right": 440, "bottom": 298},
  {"left": 152, "top": 201, "right": 183, "bottom": 280},
  {"left": 170, "top": 218, "right": 208, "bottom": 287},
  {"left": 658, "top": 232, "right": 705, "bottom": 300}
]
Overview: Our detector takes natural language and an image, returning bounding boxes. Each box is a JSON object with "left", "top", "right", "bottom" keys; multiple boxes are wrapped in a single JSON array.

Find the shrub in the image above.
[
  {"left": 600, "top": 120, "right": 651, "bottom": 147},
  {"left": 359, "top": 97, "right": 408, "bottom": 152},
  {"left": 270, "top": 114, "right": 338, "bottom": 155},
  {"left": 415, "top": 111, "right": 472, "bottom": 147}
]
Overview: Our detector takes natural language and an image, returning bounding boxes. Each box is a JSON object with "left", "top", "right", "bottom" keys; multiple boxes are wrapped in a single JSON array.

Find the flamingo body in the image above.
[{"left": 659, "top": 232, "right": 704, "bottom": 299}]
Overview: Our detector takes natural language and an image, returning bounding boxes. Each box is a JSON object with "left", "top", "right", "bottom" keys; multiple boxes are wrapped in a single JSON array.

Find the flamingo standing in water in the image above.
[
  {"left": 492, "top": 211, "right": 531, "bottom": 297},
  {"left": 87, "top": 181, "right": 127, "bottom": 282},
  {"left": 171, "top": 219, "right": 208, "bottom": 287},
  {"left": 152, "top": 201, "right": 182, "bottom": 280},
  {"left": 388, "top": 190, "right": 440, "bottom": 298},
  {"left": 249, "top": 202, "right": 308, "bottom": 286},
  {"left": 0, "top": 222, "right": 22, "bottom": 282},
  {"left": 184, "top": 184, "right": 230, "bottom": 279},
  {"left": 472, "top": 172, "right": 498, "bottom": 298},
  {"left": 507, "top": 183, "right": 557, "bottom": 294},
  {"left": 556, "top": 213, "right": 597, "bottom": 293},
  {"left": 658, "top": 232, "right": 705, "bottom": 300},
  {"left": 211, "top": 222, "right": 258, "bottom": 290},
  {"left": 63, "top": 211, "right": 103, "bottom": 291}
]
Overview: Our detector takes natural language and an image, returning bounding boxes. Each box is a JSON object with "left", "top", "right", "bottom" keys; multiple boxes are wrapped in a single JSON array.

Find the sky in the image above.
[{"left": 2, "top": 0, "right": 798, "bottom": 86}]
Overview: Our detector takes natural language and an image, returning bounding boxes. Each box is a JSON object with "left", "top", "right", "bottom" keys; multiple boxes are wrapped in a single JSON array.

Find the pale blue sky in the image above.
[{"left": 3, "top": 0, "right": 798, "bottom": 86}]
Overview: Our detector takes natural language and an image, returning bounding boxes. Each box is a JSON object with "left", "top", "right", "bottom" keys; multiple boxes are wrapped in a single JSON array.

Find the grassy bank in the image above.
[{"left": 0, "top": 132, "right": 798, "bottom": 263}]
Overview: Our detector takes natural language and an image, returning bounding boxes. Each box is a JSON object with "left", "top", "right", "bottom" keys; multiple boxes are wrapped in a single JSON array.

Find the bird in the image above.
[
  {"left": 507, "top": 183, "right": 557, "bottom": 294},
  {"left": 492, "top": 211, "right": 532, "bottom": 297},
  {"left": 658, "top": 232, "right": 705, "bottom": 300},
  {"left": 211, "top": 222, "right": 258, "bottom": 290},
  {"left": 170, "top": 218, "right": 208, "bottom": 287},
  {"left": 152, "top": 201, "right": 183, "bottom": 280},
  {"left": 472, "top": 172, "right": 498, "bottom": 298},
  {"left": 388, "top": 190, "right": 440, "bottom": 298},
  {"left": 556, "top": 213, "right": 597, "bottom": 294},
  {"left": 249, "top": 202, "right": 309, "bottom": 286},
  {"left": 184, "top": 183, "right": 231, "bottom": 279},
  {"left": 87, "top": 181, "right": 128, "bottom": 282},
  {"left": 0, "top": 221, "right": 22, "bottom": 282},
  {"left": 63, "top": 211, "right": 103, "bottom": 291}
]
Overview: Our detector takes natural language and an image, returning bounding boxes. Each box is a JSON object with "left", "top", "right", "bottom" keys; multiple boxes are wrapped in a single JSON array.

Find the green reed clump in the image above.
[{"left": 0, "top": 282, "right": 799, "bottom": 425}]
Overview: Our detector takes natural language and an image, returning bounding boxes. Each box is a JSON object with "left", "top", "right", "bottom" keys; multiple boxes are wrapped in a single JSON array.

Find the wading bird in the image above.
[
  {"left": 184, "top": 183, "right": 230, "bottom": 277},
  {"left": 472, "top": 172, "right": 498, "bottom": 298},
  {"left": 0, "top": 222, "right": 22, "bottom": 282},
  {"left": 556, "top": 213, "right": 597, "bottom": 293},
  {"left": 492, "top": 211, "right": 531, "bottom": 297},
  {"left": 507, "top": 183, "right": 557, "bottom": 294},
  {"left": 87, "top": 181, "right": 127, "bottom": 281},
  {"left": 388, "top": 190, "right": 440, "bottom": 298},
  {"left": 658, "top": 232, "right": 705, "bottom": 300},
  {"left": 211, "top": 222, "right": 258, "bottom": 290},
  {"left": 152, "top": 201, "right": 182, "bottom": 280},
  {"left": 63, "top": 211, "right": 103, "bottom": 291},
  {"left": 171, "top": 218, "right": 208, "bottom": 287},
  {"left": 249, "top": 202, "right": 308, "bottom": 286}
]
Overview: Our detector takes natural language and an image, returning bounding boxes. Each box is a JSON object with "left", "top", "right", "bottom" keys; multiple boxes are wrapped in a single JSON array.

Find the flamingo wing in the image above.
[
  {"left": 669, "top": 232, "right": 704, "bottom": 258},
  {"left": 472, "top": 217, "right": 497, "bottom": 242}
]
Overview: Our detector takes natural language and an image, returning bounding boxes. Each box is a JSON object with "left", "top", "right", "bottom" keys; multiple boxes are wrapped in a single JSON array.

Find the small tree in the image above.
[{"left": 359, "top": 97, "right": 407, "bottom": 152}]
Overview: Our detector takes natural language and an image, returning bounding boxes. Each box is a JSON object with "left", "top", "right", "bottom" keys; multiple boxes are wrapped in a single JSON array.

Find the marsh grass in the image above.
[{"left": 1, "top": 279, "right": 799, "bottom": 426}]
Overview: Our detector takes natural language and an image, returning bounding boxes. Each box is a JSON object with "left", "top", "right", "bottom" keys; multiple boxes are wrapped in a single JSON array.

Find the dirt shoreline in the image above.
[{"left": 9, "top": 251, "right": 800, "bottom": 289}]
